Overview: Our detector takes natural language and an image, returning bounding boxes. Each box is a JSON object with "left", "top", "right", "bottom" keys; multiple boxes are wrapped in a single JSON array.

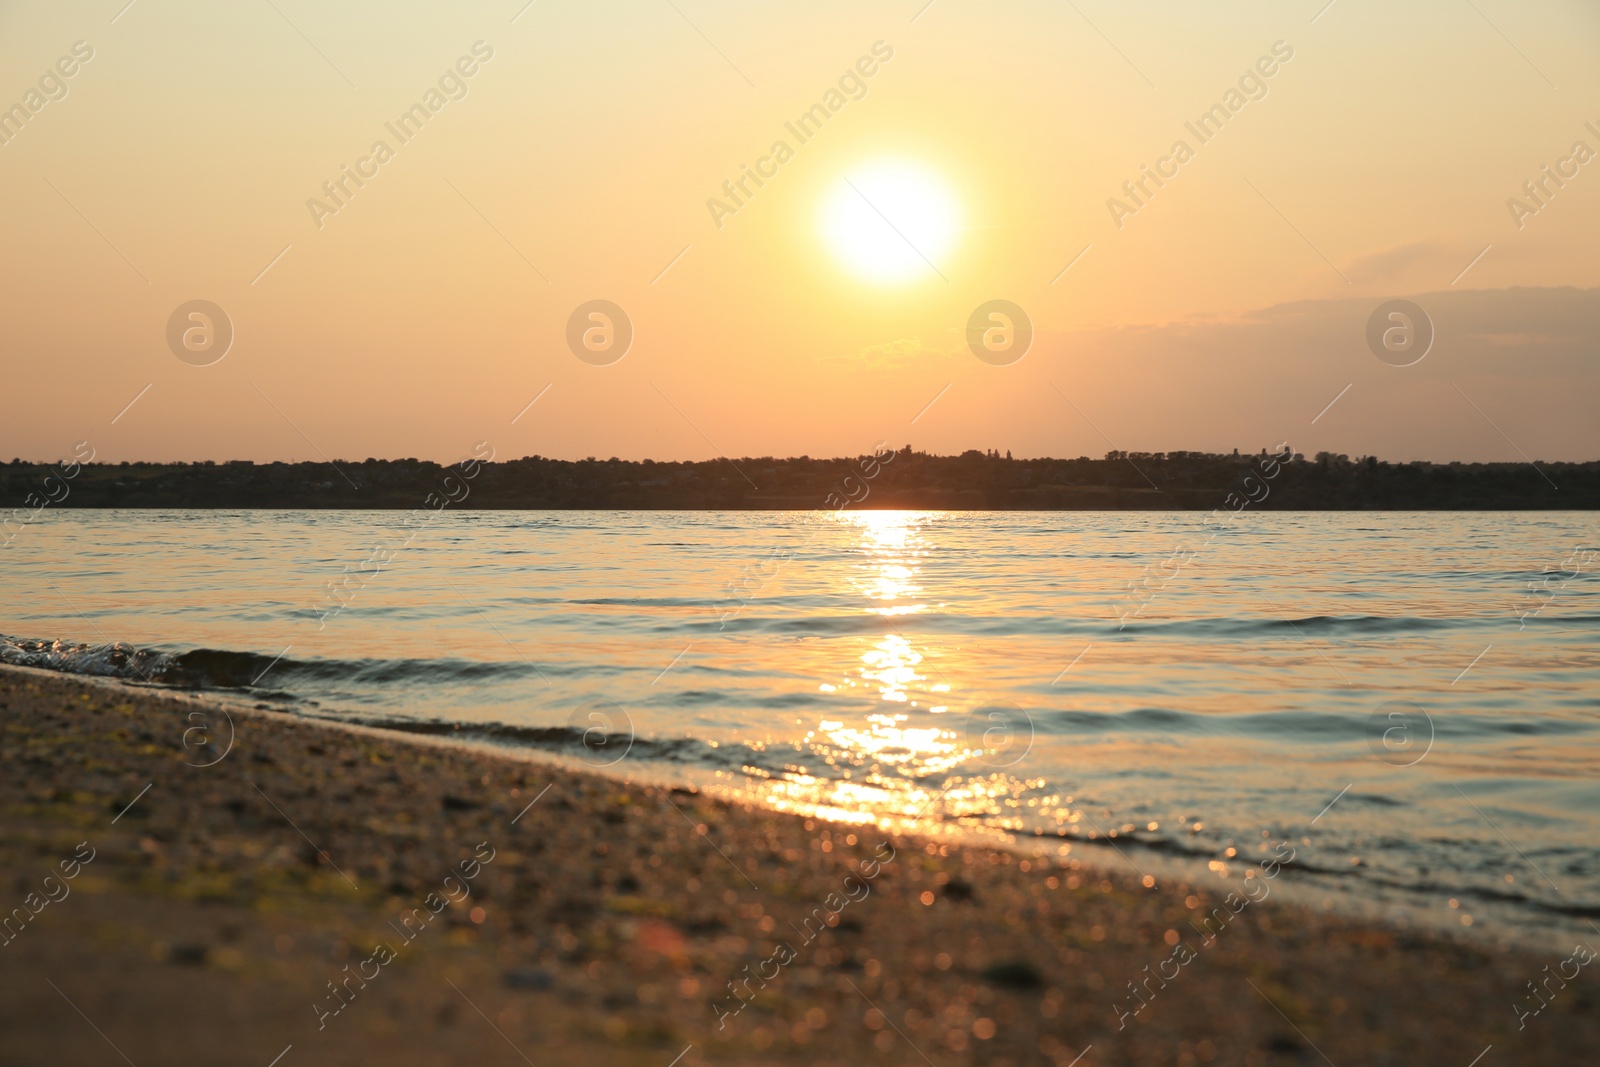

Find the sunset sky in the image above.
[{"left": 2, "top": 0, "right": 1597, "bottom": 464}]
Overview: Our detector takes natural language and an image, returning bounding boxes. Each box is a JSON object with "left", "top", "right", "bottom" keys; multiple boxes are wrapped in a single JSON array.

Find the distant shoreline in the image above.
[{"left": 4, "top": 448, "right": 1594, "bottom": 512}]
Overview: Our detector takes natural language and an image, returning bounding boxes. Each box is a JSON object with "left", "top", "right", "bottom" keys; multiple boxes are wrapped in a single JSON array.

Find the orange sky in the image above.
[{"left": 2, "top": 0, "right": 1598, "bottom": 465}]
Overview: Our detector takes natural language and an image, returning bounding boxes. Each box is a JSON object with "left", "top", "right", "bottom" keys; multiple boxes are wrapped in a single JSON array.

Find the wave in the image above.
[
  {"left": 1027, "top": 706, "right": 1597, "bottom": 741},
  {"left": 356, "top": 718, "right": 708, "bottom": 764},
  {"left": 0, "top": 635, "right": 552, "bottom": 691},
  {"left": 8, "top": 634, "right": 1593, "bottom": 745},
  {"left": 684, "top": 612, "right": 1578, "bottom": 639},
  {"left": 323, "top": 716, "right": 941, "bottom": 788},
  {"left": 0, "top": 636, "right": 178, "bottom": 681}
]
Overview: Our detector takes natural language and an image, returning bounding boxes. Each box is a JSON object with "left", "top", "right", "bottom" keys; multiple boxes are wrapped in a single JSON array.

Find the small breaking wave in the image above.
[{"left": 0, "top": 635, "right": 551, "bottom": 691}]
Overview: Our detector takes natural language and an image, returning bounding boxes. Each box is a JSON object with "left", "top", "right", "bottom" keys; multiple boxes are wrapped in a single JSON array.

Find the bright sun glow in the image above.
[{"left": 819, "top": 160, "right": 960, "bottom": 285}]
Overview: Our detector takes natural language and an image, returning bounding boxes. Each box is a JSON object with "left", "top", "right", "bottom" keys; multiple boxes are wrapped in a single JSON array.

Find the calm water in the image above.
[{"left": 4, "top": 509, "right": 1598, "bottom": 946}]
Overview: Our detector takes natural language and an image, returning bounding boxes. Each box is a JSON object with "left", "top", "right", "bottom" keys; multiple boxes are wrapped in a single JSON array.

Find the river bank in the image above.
[{"left": 1, "top": 665, "right": 1593, "bottom": 1066}]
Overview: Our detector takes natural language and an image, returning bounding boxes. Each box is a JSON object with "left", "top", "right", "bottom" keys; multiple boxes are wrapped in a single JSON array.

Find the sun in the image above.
[{"left": 819, "top": 160, "right": 960, "bottom": 285}]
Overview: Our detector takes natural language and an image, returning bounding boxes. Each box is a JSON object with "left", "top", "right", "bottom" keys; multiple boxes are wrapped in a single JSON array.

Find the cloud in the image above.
[
  {"left": 826, "top": 336, "right": 957, "bottom": 369},
  {"left": 1072, "top": 285, "right": 1600, "bottom": 375},
  {"left": 1344, "top": 241, "right": 1468, "bottom": 286},
  {"left": 1021, "top": 286, "right": 1600, "bottom": 462}
]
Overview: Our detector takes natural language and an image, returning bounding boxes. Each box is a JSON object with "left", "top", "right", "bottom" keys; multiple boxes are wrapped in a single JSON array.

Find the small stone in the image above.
[
  {"left": 981, "top": 960, "right": 1043, "bottom": 990},
  {"left": 502, "top": 967, "right": 554, "bottom": 990},
  {"left": 169, "top": 944, "right": 209, "bottom": 966}
]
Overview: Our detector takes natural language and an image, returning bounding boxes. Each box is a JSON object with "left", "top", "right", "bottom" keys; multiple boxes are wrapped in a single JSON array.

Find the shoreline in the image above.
[
  {"left": 0, "top": 660, "right": 1582, "bottom": 954},
  {"left": 7, "top": 655, "right": 1588, "bottom": 955},
  {"left": 6, "top": 451, "right": 1595, "bottom": 512},
  {"left": 2, "top": 665, "right": 1596, "bottom": 1064},
  {"left": 7, "top": 654, "right": 1596, "bottom": 955}
]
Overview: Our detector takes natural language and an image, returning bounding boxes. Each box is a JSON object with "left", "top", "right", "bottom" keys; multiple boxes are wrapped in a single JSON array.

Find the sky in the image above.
[{"left": 1, "top": 0, "right": 1598, "bottom": 465}]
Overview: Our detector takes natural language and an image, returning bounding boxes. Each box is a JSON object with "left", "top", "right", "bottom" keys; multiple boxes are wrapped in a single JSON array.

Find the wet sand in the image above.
[{"left": 1, "top": 665, "right": 1594, "bottom": 1066}]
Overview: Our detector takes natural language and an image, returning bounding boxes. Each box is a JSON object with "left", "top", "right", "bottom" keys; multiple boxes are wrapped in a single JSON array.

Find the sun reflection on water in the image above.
[{"left": 735, "top": 510, "right": 1042, "bottom": 840}]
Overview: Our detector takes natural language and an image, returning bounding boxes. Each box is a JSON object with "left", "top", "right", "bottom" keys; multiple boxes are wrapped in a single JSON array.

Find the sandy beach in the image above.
[{"left": 1, "top": 664, "right": 1594, "bottom": 1066}]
